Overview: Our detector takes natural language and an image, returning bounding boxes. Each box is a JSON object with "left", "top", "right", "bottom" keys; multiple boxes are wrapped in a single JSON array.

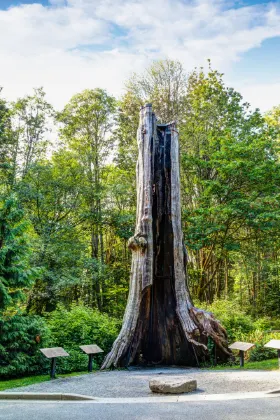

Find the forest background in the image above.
[{"left": 1, "top": 59, "right": 280, "bottom": 378}]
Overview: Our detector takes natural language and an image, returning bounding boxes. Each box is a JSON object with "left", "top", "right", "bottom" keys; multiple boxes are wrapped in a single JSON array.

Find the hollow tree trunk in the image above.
[{"left": 102, "top": 104, "right": 231, "bottom": 369}]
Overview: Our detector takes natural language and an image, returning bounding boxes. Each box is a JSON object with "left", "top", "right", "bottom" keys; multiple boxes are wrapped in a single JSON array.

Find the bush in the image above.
[
  {"left": 238, "top": 330, "right": 280, "bottom": 362},
  {"left": 196, "top": 299, "right": 280, "bottom": 363},
  {"left": 46, "top": 304, "right": 121, "bottom": 373},
  {"left": 0, "top": 314, "right": 50, "bottom": 379},
  {"left": 196, "top": 299, "right": 257, "bottom": 341}
]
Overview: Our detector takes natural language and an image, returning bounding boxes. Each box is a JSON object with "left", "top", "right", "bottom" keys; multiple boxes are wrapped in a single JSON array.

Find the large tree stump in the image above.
[{"left": 102, "top": 104, "right": 231, "bottom": 369}]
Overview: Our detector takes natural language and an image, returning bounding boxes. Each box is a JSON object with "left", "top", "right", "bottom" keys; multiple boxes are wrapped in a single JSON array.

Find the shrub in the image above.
[
  {"left": 0, "top": 314, "right": 49, "bottom": 379},
  {"left": 46, "top": 304, "right": 121, "bottom": 373},
  {"left": 196, "top": 299, "right": 280, "bottom": 363},
  {"left": 196, "top": 299, "right": 257, "bottom": 341},
  {"left": 238, "top": 330, "right": 280, "bottom": 362}
]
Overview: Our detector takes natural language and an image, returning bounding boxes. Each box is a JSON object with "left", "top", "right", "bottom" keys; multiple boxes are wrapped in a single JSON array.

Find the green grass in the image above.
[
  {"left": 0, "top": 371, "right": 88, "bottom": 392},
  {"left": 208, "top": 358, "right": 279, "bottom": 371}
]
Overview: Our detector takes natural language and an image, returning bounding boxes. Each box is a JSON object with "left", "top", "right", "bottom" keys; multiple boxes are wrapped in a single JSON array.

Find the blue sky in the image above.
[
  {"left": 0, "top": 1, "right": 277, "bottom": 9},
  {"left": 230, "top": 36, "right": 280, "bottom": 80},
  {"left": 1, "top": 0, "right": 48, "bottom": 8},
  {"left": 0, "top": 0, "right": 279, "bottom": 111}
]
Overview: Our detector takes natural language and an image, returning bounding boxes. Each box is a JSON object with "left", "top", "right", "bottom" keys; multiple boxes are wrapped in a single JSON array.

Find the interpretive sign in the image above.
[
  {"left": 79, "top": 344, "right": 103, "bottom": 355},
  {"left": 264, "top": 340, "right": 280, "bottom": 368},
  {"left": 264, "top": 340, "right": 280, "bottom": 350},
  {"left": 229, "top": 342, "right": 255, "bottom": 367},
  {"left": 40, "top": 347, "right": 69, "bottom": 378},
  {"left": 40, "top": 347, "right": 69, "bottom": 359},
  {"left": 80, "top": 344, "right": 103, "bottom": 372},
  {"left": 229, "top": 342, "right": 255, "bottom": 352}
]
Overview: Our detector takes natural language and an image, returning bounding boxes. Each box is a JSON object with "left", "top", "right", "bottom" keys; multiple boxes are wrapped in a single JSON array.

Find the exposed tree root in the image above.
[
  {"left": 189, "top": 306, "right": 232, "bottom": 357},
  {"left": 101, "top": 301, "right": 232, "bottom": 369}
]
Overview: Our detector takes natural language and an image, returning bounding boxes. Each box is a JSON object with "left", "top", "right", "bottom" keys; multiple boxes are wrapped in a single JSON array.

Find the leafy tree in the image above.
[
  {"left": 1, "top": 63, "right": 280, "bottom": 377},
  {"left": 0, "top": 194, "right": 49, "bottom": 379},
  {"left": 0, "top": 194, "right": 38, "bottom": 311},
  {"left": 126, "top": 59, "right": 187, "bottom": 123},
  {"left": 265, "top": 105, "right": 280, "bottom": 130},
  {"left": 179, "top": 65, "right": 280, "bottom": 307},
  {"left": 57, "top": 89, "right": 116, "bottom": 310},
  {"left": 0, "top": 97, "right": 15, "bottom": 191},
  {"left": 116, "top": 59, "right": 187, "bottom": 171},
  {"left": 18, "top": 152, "right": 85, "bottom": 314},
  {"left": 11, "top": 88, "right": 54, "bottom": 180},
  {"left": 115, "top": 91, "right": 142, "bottom": 172}
]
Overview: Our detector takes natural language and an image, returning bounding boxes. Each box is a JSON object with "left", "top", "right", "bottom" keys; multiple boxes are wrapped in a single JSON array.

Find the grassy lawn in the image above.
[
  {"left": 0, "top": 371, "right": 88, "bottom": 392},
  {"left": 208, "top": 358, "right": 279, "bottom": 371}
]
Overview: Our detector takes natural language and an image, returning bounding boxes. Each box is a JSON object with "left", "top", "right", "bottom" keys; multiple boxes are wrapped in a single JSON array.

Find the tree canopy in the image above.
[{"left": 1, "top": 60, "right": 280, "bottom": 377}]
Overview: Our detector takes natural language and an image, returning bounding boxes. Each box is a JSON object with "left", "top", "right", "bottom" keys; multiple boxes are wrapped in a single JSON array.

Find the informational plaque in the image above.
[
  {"left": 79, "top": 344, "right": 103, "bottom": 355},
  {"left": 79, "top": 344, "right": 103, "bottom": 372},
  {"left": 264, "top": 340, "right": 280, "bottom": 350},
  {"left": 265, "top": 340, "right": 280, "bottom": 369},
  {"left": 229, "top": 341, "right": 255, "bottom": 367},
  {"left": 229, "top": 342, "right": 255, "bottom": 352},
  {"left": 40, "top": 347, "right": 69, "bottom": 359},
  {"left": 40, "top": 347, "right": 69, "bottom": 379}
]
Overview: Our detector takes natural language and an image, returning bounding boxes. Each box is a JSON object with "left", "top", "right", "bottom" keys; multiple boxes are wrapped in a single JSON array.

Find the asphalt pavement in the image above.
[{"left": 1, "top": 398, "right": 280, "bottom": 420}]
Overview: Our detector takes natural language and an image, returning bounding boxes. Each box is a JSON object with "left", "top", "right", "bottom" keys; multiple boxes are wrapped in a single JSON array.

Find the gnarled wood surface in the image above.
[{"left": 101, "top": 104, "right": 231, "bottom": 369}]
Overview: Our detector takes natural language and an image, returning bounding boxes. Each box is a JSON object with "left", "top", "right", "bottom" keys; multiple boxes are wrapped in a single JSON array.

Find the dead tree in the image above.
[{"left": 102, "top": 104, "right": 231, "bottom": 368}]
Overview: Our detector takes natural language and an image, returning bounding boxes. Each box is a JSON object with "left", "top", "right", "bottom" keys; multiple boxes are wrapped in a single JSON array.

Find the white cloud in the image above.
[
  {"left": 237, "top": 82, "right": 280, "bottom": 112},
  {"left": 0, "top": 4, "right": 108, "bottom": 55},
  {"left": 0, "top": 0, "right": 280, "bottom": 111}
]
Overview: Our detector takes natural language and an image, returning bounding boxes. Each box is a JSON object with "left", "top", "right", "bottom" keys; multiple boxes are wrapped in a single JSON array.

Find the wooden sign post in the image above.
[
  {"left": 264, "top": 340, "right": 280, "bottom": 369},
  {"left": 79, "top": 344, "right": 103, "bottom": 372},
  {"left": 229, "top": 342, "right": 255, "bottom": 367},
  {"left": 40, "top": 347, "right": 69, "bottom": 379}
]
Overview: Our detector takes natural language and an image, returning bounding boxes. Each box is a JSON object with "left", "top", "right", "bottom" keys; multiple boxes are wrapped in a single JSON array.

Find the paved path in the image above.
[
  {"left": 6, "top": 367, "right": 280, "bottom": 398},
  {"left": 1, "top": 398, "right": 280, "bottom": 420}
]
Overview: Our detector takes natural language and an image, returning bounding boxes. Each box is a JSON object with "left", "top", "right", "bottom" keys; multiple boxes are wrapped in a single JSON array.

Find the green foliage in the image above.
[
  {"left": 0, "top": 314, "right": 49, "bottom": 379},
  {"left": 55, "top": 89, "right": 119, "bottom": 312},
  {"left": 199, "top": 299, "right": 280, "bottom": 362},
  {"left": 0, "top": 98, "right": 14, "bottom": 189},
  {"left": 1, "top": 60, "right": 280, "bottom": 378},
  {"left": 200, "top": 299, "right": 274, "bottom": 335},
  {"left": 265, "top": 105, "right": 280, "bottom": 130},
  {"left": 0, "top": 193, "right": 48, "bottom": 379},
  {"left": 11, "top": 88, "right": 54, "bottom": 179},
  {"left": 46, "top": 304, "right": 121, "bottom": 373},
  {"left": 237, "top": 329, "right": 280, "bottom": 362},
  {"left": 179, "top": 64, "right": 280, "bottom": 306},
  {"left": 126, "top": 59, "right": 187, "bottom": 123},
  {"left": 0, "top": 194, "right": 39, "bottom": 311},
  {"left": 199, "top": 299, "right": 260, "bottom": 341},
  {"left": 18, "top": 154, "right": 86, "bottom": 314}
]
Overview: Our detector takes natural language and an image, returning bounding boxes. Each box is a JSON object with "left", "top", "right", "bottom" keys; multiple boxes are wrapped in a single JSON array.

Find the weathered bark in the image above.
[{"left": 101, "top": 104, "right": 231, "bottom": 369}]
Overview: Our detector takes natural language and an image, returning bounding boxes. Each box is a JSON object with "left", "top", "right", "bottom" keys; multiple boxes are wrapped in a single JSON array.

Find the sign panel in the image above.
[
  {"left": 229, "top": 342, "right": 255, "bottom": 352},
  {"left": 79, "top": 344, "right": 104, "bottom": 355},
  {"left": 264, "top": 340, "right": 280, "bottom": 350},
  {"left": 40, "top": 347, "right": 69, "bottom": 359}
]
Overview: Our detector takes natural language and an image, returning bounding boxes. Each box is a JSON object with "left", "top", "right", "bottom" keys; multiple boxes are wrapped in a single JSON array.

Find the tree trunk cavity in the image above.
[{"left": 101, "top": 104, "right": 231, "bottom": 369}]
